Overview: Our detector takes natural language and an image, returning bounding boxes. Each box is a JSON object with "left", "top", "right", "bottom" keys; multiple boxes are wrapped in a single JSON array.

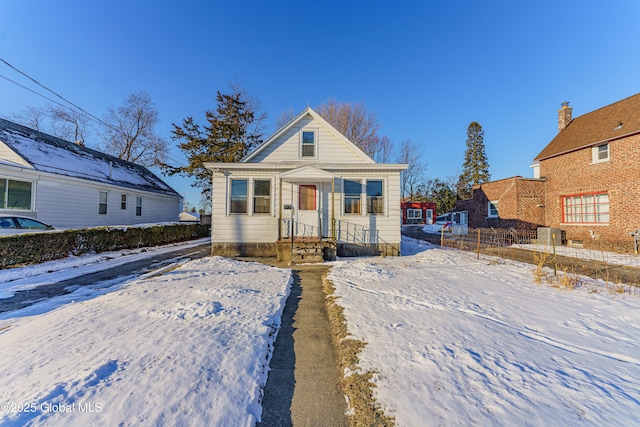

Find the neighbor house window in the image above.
[
  {"left": 301, "top": 131, "right": 316, "bottom": 158},
  {"left": 0, "top": 178, "right": 32, "bottom": 210},
  {"left": 562, "top": 193, "right": 609, "bottom": 224},
  {"left": 99, "top": 191, "right": 108, "bottom": 215},
  {"left": 121, "top": 194, "right": 127, "bottom": 210},
  {"left": 407, "top": 209, "right": 422, "bottom": 220},
  {"left": 488, "top": 201, "right": 499, "bottom": 218},
  {"left": 366, "top": 180, "right": 384, "bottom": 214},
  {"left": 253, "top": 180, "right": 271, "bottom": 214},
  {"left": 343, "top": 180, "right": 361, "bottom": 214},
  {"left": 136, "top": 197, "right": 142, "bottom": 216},
  {"left": 592, "top": 143, "right": 610, "bottom": 163},
  {"left": 230, "top": 179, "right": 248, "bottom": 214}
]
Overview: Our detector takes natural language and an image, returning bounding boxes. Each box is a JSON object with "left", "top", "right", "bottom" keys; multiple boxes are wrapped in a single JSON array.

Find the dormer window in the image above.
[{"left": 301, "top": 130, "right": 316, "bottom": 158}]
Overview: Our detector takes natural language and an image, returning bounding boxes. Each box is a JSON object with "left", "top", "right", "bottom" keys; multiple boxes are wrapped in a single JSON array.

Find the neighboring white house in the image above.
[
  {"left": 204, "top": 106, "right": 408, "bottom": 260},
  {"left": 0, "top": 118, "right": 182, "bottom": 229}
]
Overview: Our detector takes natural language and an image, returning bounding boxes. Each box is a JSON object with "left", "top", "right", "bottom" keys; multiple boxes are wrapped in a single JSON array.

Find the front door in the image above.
[{"left": 296, "top": 184, "right": 319, "bottom": 237}]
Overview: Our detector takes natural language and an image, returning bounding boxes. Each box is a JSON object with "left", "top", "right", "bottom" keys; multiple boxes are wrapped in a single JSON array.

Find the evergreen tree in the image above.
[
  {"left": 458, "top": 122, "right": 490, "bottom": 199},
  {"left": 161, "top": 90, "right": 264, "bottom": 200}
]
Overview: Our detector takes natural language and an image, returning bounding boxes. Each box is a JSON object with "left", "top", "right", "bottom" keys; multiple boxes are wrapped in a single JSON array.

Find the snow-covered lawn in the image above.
[
  {"left": 328, "top": 238, "right": 640, "bottom": 426},
  {"left": 1, "top": 237, "right": 639, "bottom": 426},
  {"left": 0, "top": 256, "right": 291, "bottom": 426}
]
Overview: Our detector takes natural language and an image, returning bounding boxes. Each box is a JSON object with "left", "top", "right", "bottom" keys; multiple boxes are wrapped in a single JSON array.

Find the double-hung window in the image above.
[
  {"left": 562, "top": 193, "right": 609, "bottom": 224},
  {"left": 592, "top": 143, "right": 610, "bottom": 163},
  {"left": 343, "top": 180, "right": 361, "bottom": 214},
  {"left": 366, "top": 180, "right": 384, "bottom": 214},
  {"left": 121, "top": 194, "right": 127, "bottom": 210},
  {"left": 136, "top": 197, "right": 142, "bottom": 216},
  {"left": 230, "top": 179, "right": 248, "bottom": 214},
  {"left": 0, "top": 178, "right": 32, "bottom": 210},
  {"left": 301, "top": 131, "right": 316, "bottom": 158},
  {"left": 253, "top": 180, "right": 271, "bottom": 214},
  {"left": 99, "top": 191, "right": 108, "bottom": 215},
  {"left": 488, "top": 201, "right": 499, "bottom": 218}
]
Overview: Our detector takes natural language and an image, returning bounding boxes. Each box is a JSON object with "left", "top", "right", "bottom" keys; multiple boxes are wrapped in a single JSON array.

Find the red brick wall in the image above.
[
  {"left": 540, "top": 134, "right": 640, "bottom": 251},
  {"left": 457, "top": 178, "right": 545, "bottom": 230}
]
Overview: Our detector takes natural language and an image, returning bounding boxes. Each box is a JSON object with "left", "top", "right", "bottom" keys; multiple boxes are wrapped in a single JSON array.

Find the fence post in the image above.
[
  {"left": 477, "top": 228, "right": 481, "bottom": 259},
  {"left": 440, "top": 225, "right": 444, "bottom": 247},
  {"left": 552, "top": 233, "right": 557, "bottom": 277}
]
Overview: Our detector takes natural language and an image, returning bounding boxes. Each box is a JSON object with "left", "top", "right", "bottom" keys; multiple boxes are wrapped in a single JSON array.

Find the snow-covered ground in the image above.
[
  {"left": 0, "top": 255, "right": 291, "bottom": 426},
  {"left": 328, "top": 238, "right": 640, "bottom": 426},
  {"left": 1, "top": 237, "right": 639, "bottom": 426}
]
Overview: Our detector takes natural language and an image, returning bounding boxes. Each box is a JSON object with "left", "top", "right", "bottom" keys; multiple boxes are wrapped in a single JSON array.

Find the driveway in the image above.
[{"left": 0, "top": 242, "right": 211, "bottom": 314}]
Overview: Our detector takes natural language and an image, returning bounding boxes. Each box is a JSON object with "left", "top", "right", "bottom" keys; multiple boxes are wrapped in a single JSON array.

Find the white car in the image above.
[{"left": 0, "top": 215, "right": 55, "bottom": 235}]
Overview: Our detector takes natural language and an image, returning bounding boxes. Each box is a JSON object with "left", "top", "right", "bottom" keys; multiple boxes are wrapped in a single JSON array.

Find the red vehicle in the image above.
[{"left": 401, "top": 201, "right": 437, "bottom": 225}]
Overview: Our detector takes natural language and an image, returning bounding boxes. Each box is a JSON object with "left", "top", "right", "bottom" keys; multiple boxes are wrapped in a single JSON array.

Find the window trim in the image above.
[
  {"left": 229, "top": 178, "right": 249, "bottom": 215},
  {"left": 343, "top": 179, "right": 362, "bottom": 215},
  {"left": 0, "top": 177, "right": 34, "bottom": 211},
  {"left": 253, "top": 179, "right": 272, "bottom": 215},
  {"left": 407, "top": 209, "right": 422, "bottom": 220},
  {"left": 488, "top": 200, "right": 499, "bottom": 218},
  {"left": 99, "top": 191, "right": 108, "bottom": 215},
  {"left": 366, "top": 179, "right": 385, "bottom": 215},
  {"left": 300, "top": 129, "right": 318, "bottom": 159},
  {"left": 135, "top": 196, "right": 142, "bottom": 216},
  {"left": 591, "top": 143, "right": 610, "bottom": 164},
  {"left": 562, "top": 192, "right": 609, "bottom": 224}
]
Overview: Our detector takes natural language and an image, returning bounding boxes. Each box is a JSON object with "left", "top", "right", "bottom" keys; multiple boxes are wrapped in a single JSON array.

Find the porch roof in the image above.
[{"left": 278, "top": 165, "right": 335, "bottom": 182}]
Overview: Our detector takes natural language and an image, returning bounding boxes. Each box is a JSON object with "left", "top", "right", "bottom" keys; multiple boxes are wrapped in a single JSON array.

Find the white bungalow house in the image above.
[
  {"left": 0, "top": 118, "right": 181, "bottom": 229},
  {"left": 205, "top": 106, "right": 408, "bottom": 261}
]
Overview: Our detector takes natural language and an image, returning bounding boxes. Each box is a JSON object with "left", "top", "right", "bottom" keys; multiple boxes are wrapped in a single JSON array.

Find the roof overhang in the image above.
[{"left": 205, "top": 162, "right": 408, "bottom": 173}]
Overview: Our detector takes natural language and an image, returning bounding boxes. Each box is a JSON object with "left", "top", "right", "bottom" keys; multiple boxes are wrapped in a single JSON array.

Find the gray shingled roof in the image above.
[{"left": 0, "top": 118, "right": 180, "bottom": 197}]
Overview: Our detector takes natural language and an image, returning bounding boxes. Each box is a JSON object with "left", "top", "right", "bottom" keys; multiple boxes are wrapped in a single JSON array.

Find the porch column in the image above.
[
  {"left": 331, "top": 178, "right": 336, "bottom": 240},
  {"left": 278, "top": 177, "right": 282, "bottom": 239}
]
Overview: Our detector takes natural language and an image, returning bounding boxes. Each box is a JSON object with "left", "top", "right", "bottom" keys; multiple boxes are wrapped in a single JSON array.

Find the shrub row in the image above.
[{"left": 0, "top": 224, "right": 211, "bottom": 270}]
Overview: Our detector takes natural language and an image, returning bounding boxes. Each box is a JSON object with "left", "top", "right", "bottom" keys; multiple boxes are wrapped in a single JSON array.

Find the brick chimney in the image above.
[{"left": 558, "top": 101, "right": 572, "bottom": 132}]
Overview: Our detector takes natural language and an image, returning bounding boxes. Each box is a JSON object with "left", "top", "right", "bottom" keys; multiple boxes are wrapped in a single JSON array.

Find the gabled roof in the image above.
[
  {"left": 535, "top": 93, "right": 640, "bottom": 161},
  {"left": 242, "top": 106, "right": 375, "bottom": 163},
  {"left": 0, "top": 118, "right": 180, "bottom": 197}
]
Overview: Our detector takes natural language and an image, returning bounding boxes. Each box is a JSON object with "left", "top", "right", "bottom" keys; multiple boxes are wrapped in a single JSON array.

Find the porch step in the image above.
[{"left": 292, "top": 241, "right": 324, "bottom": 264}]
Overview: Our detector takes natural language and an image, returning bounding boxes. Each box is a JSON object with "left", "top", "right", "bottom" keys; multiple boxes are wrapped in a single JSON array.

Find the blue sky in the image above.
[{"left": 1, "top": 1, "right": 639, "bottom": 208}]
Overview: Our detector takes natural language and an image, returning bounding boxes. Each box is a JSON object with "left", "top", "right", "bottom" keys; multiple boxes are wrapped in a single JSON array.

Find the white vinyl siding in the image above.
[{"left": 248, "top": 116, "right": 371, "bottom": 164}]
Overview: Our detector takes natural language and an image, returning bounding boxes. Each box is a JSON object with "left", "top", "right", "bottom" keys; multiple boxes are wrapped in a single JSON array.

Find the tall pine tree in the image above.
[
  {"left": 458, "top": 121, "right": 490, "bottom": 199},
  {"left": 161, "top": 90, "right": 263, "bottom": 201}
]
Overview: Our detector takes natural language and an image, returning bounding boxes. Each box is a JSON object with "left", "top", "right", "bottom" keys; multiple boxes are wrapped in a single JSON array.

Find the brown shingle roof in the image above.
[{"left": 534, "top": 93, "right": 640, "bottom": 161}]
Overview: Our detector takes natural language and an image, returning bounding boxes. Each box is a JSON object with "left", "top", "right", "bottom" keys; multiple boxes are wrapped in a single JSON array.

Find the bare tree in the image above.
[
  {"left": 316, "top": 98, "right": 384, "bottom": 160},
  {"left": 101, "top": 91, "right": 168, "bottom": 167},
  {"left": 10, "top": 106, "right": 48, "bottom": 131},
  {"left": 275, "top": 108, "right": 296, "bottom": 129},
  {"left": 397, "top": 139, "right": 427, "bottom": 200},
  {"left": 49, "top": 105, "right": 90, "bottom": 144}
]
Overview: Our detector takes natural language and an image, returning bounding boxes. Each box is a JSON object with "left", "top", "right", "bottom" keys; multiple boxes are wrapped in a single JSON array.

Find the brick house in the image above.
[
  {"left": 453, "top": 176, "right": 545, "bottom": 230},
  {"left": 531, "top": 93, "right": 640, "bottom": 250}
]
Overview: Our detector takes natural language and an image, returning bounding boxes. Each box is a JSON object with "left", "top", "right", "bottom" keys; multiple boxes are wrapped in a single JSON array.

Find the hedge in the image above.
[{"left": 0, "top": 223, "right": 211, "bottom": 270}]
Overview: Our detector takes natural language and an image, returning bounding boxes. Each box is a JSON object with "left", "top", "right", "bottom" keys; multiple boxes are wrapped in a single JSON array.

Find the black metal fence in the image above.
[{"left": 441, "top": 227, "right": 538, "bottom": 251}]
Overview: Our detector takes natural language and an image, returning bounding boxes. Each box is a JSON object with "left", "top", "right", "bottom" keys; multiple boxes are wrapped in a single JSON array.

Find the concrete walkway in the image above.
[{"left": 258, "top": 264, "right": 348, "bottom": 427}]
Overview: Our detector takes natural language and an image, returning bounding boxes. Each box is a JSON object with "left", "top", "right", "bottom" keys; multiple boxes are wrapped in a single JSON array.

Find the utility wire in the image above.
[
  {"left": 0, "top": 57, "right": 115, "bottom": 131},
  {"left": 0, "top": 58, "right": 188, "bottom": 168}
]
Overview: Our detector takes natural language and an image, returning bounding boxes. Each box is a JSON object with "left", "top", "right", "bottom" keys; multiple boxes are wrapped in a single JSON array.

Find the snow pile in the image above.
[
  {"left": 328, "top": 239, "right": 640, "bottom": 426},
  {"left": 0, "top": 256, "right": 291, "bottom": 426}
]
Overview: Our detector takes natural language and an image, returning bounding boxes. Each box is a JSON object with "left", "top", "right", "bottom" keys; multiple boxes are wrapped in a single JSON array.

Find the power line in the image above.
[
  {"left": 0, "top": 58, "right": 188, "bottom": 168},
  {"left": 0, "top": 57, "right": 113, "bottom": 130}
]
